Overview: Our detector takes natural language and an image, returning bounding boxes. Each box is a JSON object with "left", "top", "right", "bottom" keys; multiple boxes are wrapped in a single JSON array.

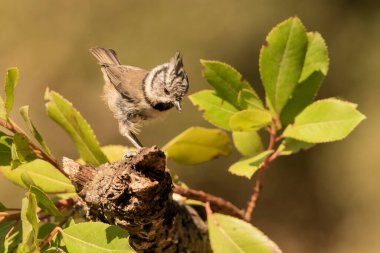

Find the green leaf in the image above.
[
  {"left": 0, "top": 132, "right": 12, "bottom": 166},
  {"left": 0, "top": 221, "right": 19, "bottom": 253},
  {"left": 299, "top": 32, "right": 329, "bottom": 82},
  {"left": 26, "top": 193, "right": 39, "bottom": 246},
  {"left": 76, "top": 145, "right": 131, "bottom": 164},
  {"left": 11, "top": 133, "right": 36, "bottom": 168},
  {"left": 201, "top": 60, "right": 263, "bottom": 110},
  {"left": 20, "top": 171, "right": 35, "bottom": 187},
  {"left": 4, "top": 68, "right": 19, "bottom": 120},
  {"left": 278, "top": 138, "right": 315, "bottom": 155},
  {"left": 29, "top": 185, "right": 63, "bottom": 218},
  {"left": 238, "top": 88, "right": 264, "bottom": 110},
  {"left": 0, "top": 221, "right": 15, "bottom": 239},
  {"left": 232, "top": 131, "right": 264, "bottom": 157},
  {"left": 259, "top": 17, "right": 308, "bottom": 114},
  {"left": 101, "top": 145, "right": 130, "bottom": 162},
  {"left": 3, "top": 223, "right": 21, "bottom": 253},
  {"left": 280, "top": 32, "right": 329, "bottom": 125},
  {"left": 229, "top": 109, "right": 272, "bottom": 131},
  {"left": 0, "top": 96, "right": 6, "bottom": 121},
  {"left": 208, "top": 212, "right": 282, "bottom": 253},
  {"left": 20, "top": 194, "right": 39, "bottom": 248},
  {"left": 189, "top": 90, "right": 238, "bottom": 130},
  {"left": 37, "top": 223, "right": 56, "bottom": 240},
  {"left": 0, "top": 159, "right": 75, "bottom": 193},
  {"left": 0, "top": 201, "right": 6, "bottom": 211},
  {"left": 61, "top": 222, "right": 133, "bottom": 253},
  {"left": 20, "top": 105, "right": 52, "bottom": 155},
  {"left": 163, "top": 127, "right": 230, "bottom": 165},
  {"left": 45, "top": 89, "right": 108, "bottom": 166},
  {"left": 229, "top": 150, "right": 273, "bottom": 179},
  {"left": 283, "top": 98, "right": 366, "bottom": 143}
]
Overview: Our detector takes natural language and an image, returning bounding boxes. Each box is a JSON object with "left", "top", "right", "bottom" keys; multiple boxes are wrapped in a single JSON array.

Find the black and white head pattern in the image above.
[{"left": 143, "top": 52, "right": 189, "bottom": 111}]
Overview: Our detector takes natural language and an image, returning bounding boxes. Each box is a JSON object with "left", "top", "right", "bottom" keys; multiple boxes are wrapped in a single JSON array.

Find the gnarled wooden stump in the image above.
[{"left": 63, "top": 146, "right": 211, "bottom": 253}]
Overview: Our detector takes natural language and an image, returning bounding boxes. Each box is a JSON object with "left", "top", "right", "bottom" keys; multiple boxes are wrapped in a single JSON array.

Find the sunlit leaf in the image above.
[
  {"left": 20, "top": 105, "right": 51, "bottom": 155},
  {"left": 208, "top": 212, "right": 282, "bottom": 253},
  {"left": 26, "top": 193, "right": 39, "bottom": 246},
  {"left": 238, "top": 88, "right": 264, "bottom": 110},
  {"left": 163, "top": 127, "right": 230, "bottom": 165},
  {"left": 278, "top": 138, "right": 315, "bottom": 156},
  {"left": 76, "top": 145, "right": 131, "bottom": 164},
  {"left": 0, "top": 132, "right": 12, "bottom": 166},
  {"left": 0, "top": 159, "right": 75, "bottom": 193},
  {"left": 232, "top": 131, "right": 264, "bottom": 157},
  {"left": 20, "top": 194, "right": 39, "bottom": 249},
  {"left": 101, "top": 145, "right": 130, "bottom": 162},
  {"left": 189, "top": 90, "right": 238, "bottom": 130},
  {"left": 61, "top": 222, "right": 133, "bottom": 253},
  {"left": 229, "top": 150, "right": 273, "bottom": 179},
  {"left": 4, "top": 68, "right": 19, "bottom": 120},
  {"left": 259, "top": 17, "right": 308, "bottom": 114},
  {"left": 29, "top": 185, "right": 63, "bottom": 218},
  {"left": 299, "top": 32, "right": 329, "bottom": 82},
  {"left": 45, "top": 89, "right": 108, "bottom": 166},
  {"left": 0, "top": 96, "right": 6, "bottom": 121},
  {"left": 20, "top": 171, "right": 35, "bottom": 187},
  {"left": 201, "top": 60, "right": 263, "bottom": 110},
  {"left": 229, "top": 109, "right": 272, "bottom": 131},
  {"left": 11, "top": 133, "right": 36, "bottom": 168},
  {"left": 283, "top": 98, "right": 366, "bottom": 143},
  {"left": 280, "top": 32, "right": 329, "bottom": 125}
]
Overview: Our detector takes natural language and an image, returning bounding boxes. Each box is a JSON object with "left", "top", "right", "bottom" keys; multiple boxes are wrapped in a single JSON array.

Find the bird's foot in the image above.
[
  {"left": 123, "top": 151, "right": 137, "bottom": 159},
  {"left": 123, "top": 151, "right": 137, "bottom": 158}
]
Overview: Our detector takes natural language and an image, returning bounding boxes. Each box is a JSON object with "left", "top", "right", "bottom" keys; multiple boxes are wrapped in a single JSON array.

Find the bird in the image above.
[{"left": 90, "top": 47, "right": 189, "bottom": 152}]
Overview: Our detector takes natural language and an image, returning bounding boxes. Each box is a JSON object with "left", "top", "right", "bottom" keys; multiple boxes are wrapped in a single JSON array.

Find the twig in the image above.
[
  {"left": 4, "top": 208, "right": 21, "bottom": 211},
  {"left": 173, "top": 184, "right": 245, "bottom": 220},
  {"left": 55, "top": 198, "right": 76, "bottom": 211},
  {"left": 244, "top": 118, "right": 280, "bottom": 221},
  {"left": 33, "top": 227, "right": 62, "bottom": 253},
  {"left": 0, "top": 198, "right": 75, "bottom": 223},
  {"left": 5, "top": 220, "right": 19, "bottom": 239},
  {"left": 0, "top": 119, "right": 65, "bottom": 175},
  {"left": 33, "top": 210, "right": 74, "bottom": 253},
  {"left": 0, "top": 212, "right": 21, "bottom": 222}
]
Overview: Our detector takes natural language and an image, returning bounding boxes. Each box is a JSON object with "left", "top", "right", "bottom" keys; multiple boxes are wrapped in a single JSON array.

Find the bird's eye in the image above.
[{"left": 164, "top": 87, "right": 170, "bottom": 95}]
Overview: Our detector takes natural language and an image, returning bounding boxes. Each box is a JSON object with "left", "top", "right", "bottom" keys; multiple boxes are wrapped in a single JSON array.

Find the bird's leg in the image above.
[
  {"left": 124, "top": 132, "right": 143, "bottom": 157},
  {"left": 119, "top": 123, "right": 143, "bottom": 158}
]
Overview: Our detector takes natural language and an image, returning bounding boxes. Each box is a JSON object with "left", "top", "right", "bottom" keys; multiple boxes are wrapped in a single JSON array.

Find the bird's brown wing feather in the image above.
[{"left": 103, "top": 65, "right": 148, "bottom": 102}]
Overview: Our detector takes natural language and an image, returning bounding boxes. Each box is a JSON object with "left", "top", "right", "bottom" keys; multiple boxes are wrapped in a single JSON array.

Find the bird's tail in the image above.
[{"left": 89, "top": 47, "right": 121, "bottom": 65}]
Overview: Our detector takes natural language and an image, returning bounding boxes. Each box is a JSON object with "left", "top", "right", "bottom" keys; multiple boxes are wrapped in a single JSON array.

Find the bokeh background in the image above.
[{"left": 0, "top": 1, "right": 379, "bottom": 252}]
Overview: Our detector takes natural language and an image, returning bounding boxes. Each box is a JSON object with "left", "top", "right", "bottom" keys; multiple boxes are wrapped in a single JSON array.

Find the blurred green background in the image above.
[{"left": 0, "top": 1, "right": 379, "bottom": 252}]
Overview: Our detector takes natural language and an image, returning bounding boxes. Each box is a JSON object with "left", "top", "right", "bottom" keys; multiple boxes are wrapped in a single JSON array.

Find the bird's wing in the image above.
[{"left": 103, "top": 65, "right": 148, "bottom": 101}]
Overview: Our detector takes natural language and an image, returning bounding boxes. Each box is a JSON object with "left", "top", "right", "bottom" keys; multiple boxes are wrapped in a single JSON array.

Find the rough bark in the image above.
[{"left": 63, "top": 146, "right": 211, "bottom": 253}]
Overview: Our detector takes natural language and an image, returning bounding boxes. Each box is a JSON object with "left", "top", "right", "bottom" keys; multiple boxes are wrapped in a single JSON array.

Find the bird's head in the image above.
[{"left": 143, "top": 52, "right": 189, "bottom": 112}]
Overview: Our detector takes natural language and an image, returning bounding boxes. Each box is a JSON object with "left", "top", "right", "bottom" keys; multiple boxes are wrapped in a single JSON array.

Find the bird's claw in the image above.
[{"left": 123, "top": 151, "right": 137, "bottom": 159}]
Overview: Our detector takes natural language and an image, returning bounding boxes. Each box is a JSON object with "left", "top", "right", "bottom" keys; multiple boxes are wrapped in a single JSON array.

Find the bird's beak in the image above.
[{"left": 174, "top": 100, "right": 182, "bottom": 112}]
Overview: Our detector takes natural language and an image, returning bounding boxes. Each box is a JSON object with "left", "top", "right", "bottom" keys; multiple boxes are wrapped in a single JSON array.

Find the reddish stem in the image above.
[
  {"left": 33, "top": 210, "right": 74, "bottom": 253},
  {"left": 173, "top": 184, "right": 245, "bottom": 220},
  {"left": 244, "top": 118, "right": 280, "bottom": 221},
  {"left": 33, "top": 226, "right": 62, "bottom": 252},
  {"left": 0, "top": 119, "right": 65, "bottom": 175}
]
